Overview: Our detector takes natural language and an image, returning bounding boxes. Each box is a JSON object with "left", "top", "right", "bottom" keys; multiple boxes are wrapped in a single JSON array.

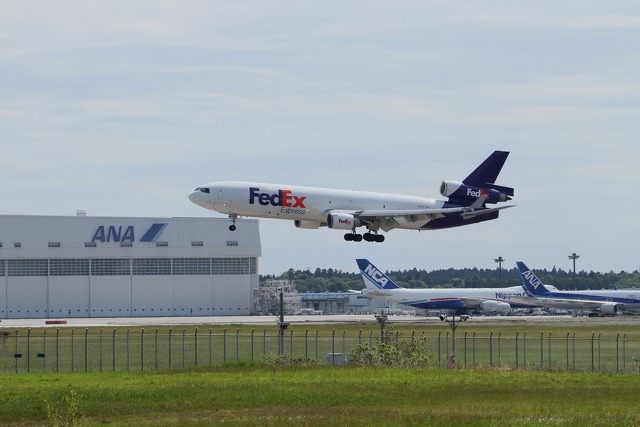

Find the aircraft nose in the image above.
[{"left": 188, "top": 190, "right": 201, "bottom": 205}]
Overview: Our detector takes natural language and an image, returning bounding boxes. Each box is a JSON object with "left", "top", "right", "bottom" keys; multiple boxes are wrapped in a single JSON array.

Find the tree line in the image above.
[{"left": 260, "top": 266, "right": 640, "bottom": 294}]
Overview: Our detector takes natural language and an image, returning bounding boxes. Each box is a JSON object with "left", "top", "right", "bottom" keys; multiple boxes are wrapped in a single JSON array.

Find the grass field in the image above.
[{"left": 1, "top": 365, "right": 640, "bottom": 425}]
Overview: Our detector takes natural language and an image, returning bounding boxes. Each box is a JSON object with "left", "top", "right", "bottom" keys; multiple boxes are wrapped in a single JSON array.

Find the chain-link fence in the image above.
[{"left": 1, "top": 328, "right": 639, "bottom": 374}]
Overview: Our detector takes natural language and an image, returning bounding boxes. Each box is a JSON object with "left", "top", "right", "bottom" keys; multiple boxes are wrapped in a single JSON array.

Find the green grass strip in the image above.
[{"left": 1, "top": 366, "right": 640, "bottom": 425}]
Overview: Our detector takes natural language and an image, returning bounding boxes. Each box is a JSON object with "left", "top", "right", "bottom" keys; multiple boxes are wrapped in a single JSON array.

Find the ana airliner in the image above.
[
  {"left": 509, "top": 262, "right": 640, "bottom": 315},
  {"left": 357, "top": 259, "right": 534, "bottom": 314},
  {"left": 189, "top": 150, "right": 514, "bottom": 242}
]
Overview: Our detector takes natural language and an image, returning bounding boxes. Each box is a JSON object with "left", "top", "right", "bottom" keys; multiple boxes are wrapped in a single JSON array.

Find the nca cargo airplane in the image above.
[
  {"left": 189, "top": 150, "right": 514, "bottom": 242},
  {"left": 509, "top": 262, "right": 640, "bottom": 315},
  {"left": 357, "top": 259, "right": 533, "bottom": 314}
]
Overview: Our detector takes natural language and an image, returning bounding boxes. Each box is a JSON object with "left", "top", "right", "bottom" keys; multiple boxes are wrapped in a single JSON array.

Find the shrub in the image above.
[{"left": 349, "top": 334, "right": 432, "bottom": 368}]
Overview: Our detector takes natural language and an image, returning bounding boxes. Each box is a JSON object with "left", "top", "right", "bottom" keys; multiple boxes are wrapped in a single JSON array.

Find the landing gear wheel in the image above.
[
  {"left": 344, "top": 233, "right": 363, "bottom": 242},
  {"left": 229, "top": 224, "right": 236, "bottom": 231},
  {"left": 364, "top": 232, "right": 385, "bottom": 242}
]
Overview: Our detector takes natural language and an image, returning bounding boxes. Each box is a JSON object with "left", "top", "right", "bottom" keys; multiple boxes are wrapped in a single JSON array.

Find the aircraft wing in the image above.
[
  {"left": 355, "top": 204, "right": 515, "bottom": 231},
  {"left": 506, "top": 295, "right": 605, "bottom": 310},
  {"left": 459, "top": 297, "right": 489, "bottom": 308},
  {"left": 361, "top": 289, "right": 394, "bottom": 298}
]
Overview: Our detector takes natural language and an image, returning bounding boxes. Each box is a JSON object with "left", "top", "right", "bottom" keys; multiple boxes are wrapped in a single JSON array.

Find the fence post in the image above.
[
  {"left": 290, "top": 329, "right": 294, "bottom": 356},
  {"left": 623, "top": 333, "right": 627, "bottom": 372},
  {"left": 438, "top": 331, "right": 441, "bottom": 367},
  {"left": 251, "top": 329, "right": 255, "bottom": 363},
  {"left": 523, "top": 332, "right": 527, "bottom": 368},
  {"left": 56, "top": 328, "right": 59, "bottom": 373},
  {"left": 472, "top": 332, "right": 476, "bottom": 367},
  {"left": 315, "top": 330, "right": 319, "bottom": 360},
  {"left": 445, "top": 331, "right": 449, "bottom": 365},
  {"left": 566, "top": 332, "right": 569, "bottom": 371},
  {"left": 168, "top": 328, "right": 172, "bottom": 370},
  {"left": 126, "top": 329, "right": 130, "bottom": 371},
  {"left": 305, "top": 329, "right": 308, "bottom": 359},
  {"left": 14, "top": 330, "right": 18, "bottom": 374},
  {"left": 616, "top": 332, "right": 619, "bottom": 373},
  {"left": 498, "top": 331, "right": 501, "bottom": 367},
  {"left": 210, "top": 328, "right": 213, "bottom": 365},
  {"left": 237, "top": 328, "right": 240, "bottom": 362},
  {"left": 71, "top": 329, "right": 74, "bottom": 373},
  {"left": 369, "top": 330, "right": 373, "bottom": 348},
  {"left": 464, "top": 331, "right": 468, "bottom": 368},
  {"left": 540, "top": 331, "right": 543, "bottom": 370},
  {"left": 113, "top": 329, "right": 116, "bottom": 372},
  {"left": 598, "top": 333, "right": 601, "bottom": 372},
  {"left": 85, "top": 328, "right": 88, "bottom": 373},
  {"left": 331, "top": 329, "right": 335, "bottom": 365},
  {"left": 155, "top": 329, "right": 158, "bottom": 370},
  {"left": 515, "top": 332, "right": 519, "bottom": 369},
  {"left": 27, "top": 328, "right": 31, "bottom": 373},
  {"left": 223, "top": 328, "right": 227, "bottom": 364},
  {"left": 548, "top": 332, "right": 552, "bottom": 371},
  {"left": 489, "top": 331, "right": 493, "bottom": 367},
  {"left": 43, "top": 330, "right": 47, "bottom": 373},
  {"left": 99, "top": 328, "right": 103, "bottom": 372},
  {"left": 358, "top": 329, "right": 362, "bottom": 346},
  {"left": 572, "top": 333, "right": 575, "bottom": 371},
  {"left": 591, "top": 331, "right": 595, "bottom": 372},
  {"left": 263, "top": 329, "right": 266, "bottom": 356},
  {"left": 141, "top": 328, "right": 144, "bottom": 371},
  {"left": 195, "top": 328, "right": 198, "bottom": 367},
  {"left": 182, "top": 328, "right": 186, "bottom": 369}
]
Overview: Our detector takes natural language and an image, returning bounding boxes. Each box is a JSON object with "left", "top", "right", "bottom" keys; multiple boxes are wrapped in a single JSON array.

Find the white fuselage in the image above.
[
  {"left": 189, "top": 181, "right": 444, "bottom": 230},
  {"left": 362, "top": 286, "right": 531, "bottom": 310}
]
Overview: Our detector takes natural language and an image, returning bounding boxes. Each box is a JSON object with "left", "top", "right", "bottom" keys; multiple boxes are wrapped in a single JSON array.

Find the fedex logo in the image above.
[
  {"left": 339, "top": 219, "right": 351, "bottom": 225},
  {"left": 363, "top": 263, "right": 388, "bottom": 288},
  {"left": 522, "top": 270, "right": 543, "bottom": 290},
  {"left": 249, "top": 187, "right": 306, "bottom": 209},
  {"left": 467, "top": 188, "right": 490, "bottom": 198}
]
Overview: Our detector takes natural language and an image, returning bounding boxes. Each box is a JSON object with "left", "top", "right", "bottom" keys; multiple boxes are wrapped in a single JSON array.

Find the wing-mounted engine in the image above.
[
  {"left": 600, "top": 302, "right": 617, "bottom": 315},
  {"left": 480, "top": 300, "right": 511, "bottom": 314},
  {"left": 440, "top": 180, "right": 513, "bottom": 204},
  {"left": 327, "top": 212, "right": 361, "bottom": 230}
]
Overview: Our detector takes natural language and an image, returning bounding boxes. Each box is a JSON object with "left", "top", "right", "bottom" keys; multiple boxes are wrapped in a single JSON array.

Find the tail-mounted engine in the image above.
[
  {"left": 440, "top": 180, "right": 513, "bottom": 204},
  {"left": 327, "top": 212, "right": 361, "bottom": 230}
]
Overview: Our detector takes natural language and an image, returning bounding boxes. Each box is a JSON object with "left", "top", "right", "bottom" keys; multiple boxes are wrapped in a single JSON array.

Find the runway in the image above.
[{"left": 0, "top": 313, "right": 636, "bottom": 329}]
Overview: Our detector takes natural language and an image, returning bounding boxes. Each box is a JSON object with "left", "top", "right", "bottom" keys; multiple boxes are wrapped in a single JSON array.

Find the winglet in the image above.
[
  {"left": 356, "top": 259, "right": 401, "bottom": 290},
  {"left": 516, "top": 262, "right": 550, "bottom": 297}
]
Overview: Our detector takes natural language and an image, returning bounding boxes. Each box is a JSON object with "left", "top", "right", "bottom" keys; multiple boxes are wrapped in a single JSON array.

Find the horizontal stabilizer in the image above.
[{"left": 462, "top": 204, "right": 515, "bottom": 219}]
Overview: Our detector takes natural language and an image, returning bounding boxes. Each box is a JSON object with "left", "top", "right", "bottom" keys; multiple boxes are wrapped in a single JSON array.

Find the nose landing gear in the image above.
[{"left": 228, "top": 214, "right": 238, "bottom": 231}]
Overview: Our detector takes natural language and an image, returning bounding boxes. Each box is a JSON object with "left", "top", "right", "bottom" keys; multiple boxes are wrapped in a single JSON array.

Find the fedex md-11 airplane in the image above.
[
  {"left": 357, "top": 259, "right": 534, "bottom": 314},
  {"left": 189, "top": 151, "right": 515, "bottom": 242},
  {"left": 509, "top": 262, "right": 640, "bottom": 315}
]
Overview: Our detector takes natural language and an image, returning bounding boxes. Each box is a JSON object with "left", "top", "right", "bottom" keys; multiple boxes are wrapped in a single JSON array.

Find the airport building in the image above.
[{"left": 0, "top": 215, "right": 260, "bottom": 319}]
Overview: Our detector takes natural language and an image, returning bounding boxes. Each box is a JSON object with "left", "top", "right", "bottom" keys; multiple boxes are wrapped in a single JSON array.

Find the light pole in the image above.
[
  {"left": 568, "top": 253, "right": 580, "bottom": 289},
  {"left": 494, "top": 257, "right": 505, "bottom": 287}
]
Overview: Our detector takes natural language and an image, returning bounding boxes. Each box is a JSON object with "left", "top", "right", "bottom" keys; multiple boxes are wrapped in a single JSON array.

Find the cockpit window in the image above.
[{"left": 195, "top": 187, "right": 210, "bottom": 193}]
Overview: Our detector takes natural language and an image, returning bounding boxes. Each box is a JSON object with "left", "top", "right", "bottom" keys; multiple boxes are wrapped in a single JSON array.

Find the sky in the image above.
[{"left": 1, "top": 1, "right": 639, "bottom": 276}]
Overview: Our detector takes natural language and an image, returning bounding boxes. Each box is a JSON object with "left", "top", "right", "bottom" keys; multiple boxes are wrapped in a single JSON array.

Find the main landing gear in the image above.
[{"left": 344, "top": 232, "right": 385, "bottom": 242}]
